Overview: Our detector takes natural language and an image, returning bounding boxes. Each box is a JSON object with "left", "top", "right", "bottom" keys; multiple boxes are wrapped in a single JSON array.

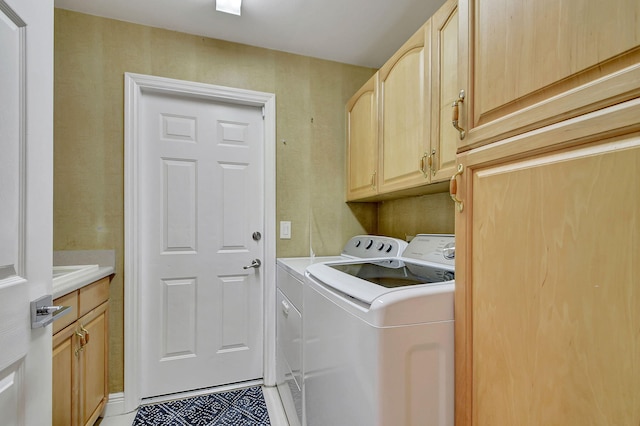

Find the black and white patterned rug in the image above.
[{"left": 132, "top": 386, "right": 271, "bottom": 426}]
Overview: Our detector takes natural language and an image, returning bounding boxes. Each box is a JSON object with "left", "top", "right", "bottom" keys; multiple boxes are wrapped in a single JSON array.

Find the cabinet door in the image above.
[
  {"left": 346, "top": 73, "right": 378, "bottom": 201},
  {"left": 458, "top": 0, "right": 640, "bottom": 150},
  {"left": 455, "top": 132, "right": 640, "bottom": 425},
  {"left": 53, "top": 324, "right": 79, "bottom": 426},
  {"left": 378, "top": 22, "right": 431, "bottom": 194},
  {"left": 78, "top": 302, "right": 109, "bottom": 426},
  {"left": 430, "top": 0, "right": 458, "bottom": 183}
]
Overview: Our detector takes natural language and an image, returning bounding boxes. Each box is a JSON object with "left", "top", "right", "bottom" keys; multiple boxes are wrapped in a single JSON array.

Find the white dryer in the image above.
[
  {"left": 303, "top": 234, "right": 455, "bottom": 426},
  {"left": 276, "top": 236, "right": 407, "bottom": 426}
]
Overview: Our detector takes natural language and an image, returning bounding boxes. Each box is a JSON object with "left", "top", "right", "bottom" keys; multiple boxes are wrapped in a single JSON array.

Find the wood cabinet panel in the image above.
[
  {"left": 378, "top": 22, "right": 430, "bottom": 194},
  {"left": 455, "top": 131, "right": 640, "bottom": 425},
  {"left": 53, "top": 324, "right": 79, "bottom": 426},
  {"left": 430, "top": 0, "right": 458, "bottom": 183},
  {"left": 79, "top": 302, "right": 108, "bottom": 426},
  {"left": 79, "top": 277, "right": 109, "bottom": 317},
  {"left": 458, "top": 0, "right": 640, "bottom": 150},
  {"left": 346, "top": 73, "right": 378, "bottom": 200}
]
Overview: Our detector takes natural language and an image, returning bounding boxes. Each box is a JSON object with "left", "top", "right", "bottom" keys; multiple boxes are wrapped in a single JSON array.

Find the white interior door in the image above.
[
  {"left": 0, "top": 0, "right": 53, "bottom": 424},
  {"left": 138, "top": 90, "right": 265, "bottom": 398}
]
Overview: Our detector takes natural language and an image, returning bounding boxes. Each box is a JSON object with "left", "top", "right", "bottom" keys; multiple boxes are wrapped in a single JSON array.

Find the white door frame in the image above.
[{"left": 123, "top": 72, "right": 276, "bottom": 413}]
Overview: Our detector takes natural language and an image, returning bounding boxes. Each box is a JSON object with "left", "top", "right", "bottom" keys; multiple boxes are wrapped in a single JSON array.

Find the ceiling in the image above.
[{"left": 54, "top": 0, "right": 447, "bottom": 68}]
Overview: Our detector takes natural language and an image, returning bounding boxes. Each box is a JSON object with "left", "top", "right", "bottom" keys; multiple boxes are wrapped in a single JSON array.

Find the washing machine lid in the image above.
[{"left": 306, "top": 258, "right": 454, "bottom": 305}]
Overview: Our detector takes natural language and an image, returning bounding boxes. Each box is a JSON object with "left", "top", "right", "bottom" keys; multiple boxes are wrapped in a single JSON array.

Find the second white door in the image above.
[{"left": 139, "top": 90, "right": 264, "bottom": 398}]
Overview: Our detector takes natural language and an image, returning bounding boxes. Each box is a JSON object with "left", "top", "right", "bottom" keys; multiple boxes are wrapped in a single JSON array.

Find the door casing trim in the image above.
[{"left": 123, "top": 72, "right": 276, "bottom": 413}]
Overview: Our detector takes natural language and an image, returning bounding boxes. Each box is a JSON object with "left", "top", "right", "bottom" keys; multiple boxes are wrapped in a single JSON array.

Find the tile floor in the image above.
[{"left": 97, "top": 386, "right": 289, "bottom": 426}]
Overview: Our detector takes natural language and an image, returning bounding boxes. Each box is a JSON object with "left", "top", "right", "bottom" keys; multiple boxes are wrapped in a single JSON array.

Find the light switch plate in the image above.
[{"left": 280, "top": 221, "right": 291, "bottom": 239}]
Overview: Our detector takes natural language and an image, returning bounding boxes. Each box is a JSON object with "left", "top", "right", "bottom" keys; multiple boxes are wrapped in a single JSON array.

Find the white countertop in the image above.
[
  {"left": 53, "top": 265, "right": 114, "bottom": 299},
  {"left": 52, "top": 250, "right": 116, "bottom": 299},
  {"left": 276, "top": 256, "right": 346, "bottom": 281}
]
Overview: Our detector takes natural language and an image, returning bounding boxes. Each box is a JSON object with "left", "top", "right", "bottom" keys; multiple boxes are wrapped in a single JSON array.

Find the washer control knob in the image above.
[
  {"left": 377, "top": 242, "right": 385, "bottom": 251},
  {"left": 443, "top": 243, "right": 456, "bottom": 260},
  {"left": 365, "top": 239, "right": 373, "bottom": 249},
  {"left": 355, "top": 240, "right": 361, "bottom": 248},
  {"left": 386, "top": 244, "right": 393, "bottom": 253}
]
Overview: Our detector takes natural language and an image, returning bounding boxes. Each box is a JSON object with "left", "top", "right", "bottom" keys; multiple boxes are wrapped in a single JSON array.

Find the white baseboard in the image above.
[{"left": 102, "top": 392, "right": 131, "bottom": 418}]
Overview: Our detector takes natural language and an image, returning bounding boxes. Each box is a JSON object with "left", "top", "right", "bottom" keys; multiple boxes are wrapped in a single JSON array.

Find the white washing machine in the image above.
[
  {"left": 303, "top": 234, "right": 455, "bottom": 426},
  {"left": 276, "top": 236, "right": 407, "bottom": 426}
]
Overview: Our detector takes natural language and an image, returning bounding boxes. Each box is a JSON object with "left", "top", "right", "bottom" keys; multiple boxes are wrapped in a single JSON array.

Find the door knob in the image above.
[{"left": 243, "top": 259, "right": 262, "bottom": 269}]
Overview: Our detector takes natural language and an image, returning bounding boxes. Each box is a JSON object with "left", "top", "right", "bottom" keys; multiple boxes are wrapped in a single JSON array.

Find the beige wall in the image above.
[
  {"left": 54, "top": 9, "right": 378, "bottom": 393},
  {"left": 54, "top": 8, "right": 454, "bottom": 395},
  {"left": 377, "top": 192, "right": 455, "bottom": 239}
]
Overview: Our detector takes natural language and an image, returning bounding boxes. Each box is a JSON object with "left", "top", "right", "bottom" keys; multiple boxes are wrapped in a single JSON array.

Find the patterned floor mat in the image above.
[{"left": 132, "top": 386, "right": 271, "bottom": 426}]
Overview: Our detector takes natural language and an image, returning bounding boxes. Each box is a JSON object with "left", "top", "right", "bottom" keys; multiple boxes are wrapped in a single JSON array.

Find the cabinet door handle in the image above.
[
  {"left": 452, "top": 90, "right": 466, "bottom": 140},
  {"left": 80, "top": 324, "right": 90, "bottom": 344},
  {"left": 428, "top": 149, "right": 436, "bottom": 176},
  {"left": 370, "top": 171, "right": 377, "bottom": 190},
  {"left": 75, "top": 329, "right": 86, "bottom": 357},
  {"left": 450, "top": 164, "right": 464, "bottom": 212},
  {"left": 420, "top": 153, "right": 428, "bottom": 177}
]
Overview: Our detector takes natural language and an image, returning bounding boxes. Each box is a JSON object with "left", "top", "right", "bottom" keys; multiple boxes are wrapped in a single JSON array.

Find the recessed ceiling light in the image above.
[{"left": 216, "top": 0, "right": 242, "bottom": 16}]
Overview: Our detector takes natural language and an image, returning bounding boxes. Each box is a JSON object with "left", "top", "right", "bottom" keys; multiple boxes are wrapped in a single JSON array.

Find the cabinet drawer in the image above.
[
  {"left": 79, "top": 277, "right": 109, "bottom": 317},
  {"left": 53, "top": 291, "right": 79, "bottom": 334},
  {"left": 276, "top": 266, "right": 303, "bottom": 311},
  {"left": 277, "top": 289, "right": 302, "bottom": 390}
]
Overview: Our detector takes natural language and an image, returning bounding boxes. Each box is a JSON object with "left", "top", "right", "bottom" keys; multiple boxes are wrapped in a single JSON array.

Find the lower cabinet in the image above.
[
  {"left": 53, "top": 277, "right": 109, "bottom": 426},
  {"left": 454, "top": 119, "right": 640, "bottom": 424},
  {"left": 275, "top": 264, "right": 303, "bottom": 426}
]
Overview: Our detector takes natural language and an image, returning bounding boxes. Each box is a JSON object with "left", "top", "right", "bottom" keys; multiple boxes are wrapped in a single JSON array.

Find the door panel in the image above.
[
  {"left": 140, "top": 91, "right": 264, "bottom": 398},
  {"left": 0, "top": 0, "right": 52, "bottom": 424}
]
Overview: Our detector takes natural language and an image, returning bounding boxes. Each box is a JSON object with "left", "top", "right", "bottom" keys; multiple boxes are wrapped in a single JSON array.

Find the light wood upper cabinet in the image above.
[
  {"left": 378, "top": 22, "right": 431, "bottom": 194},
  {"left": 457, "top": 0, "right": 640, "bottom": 150},
  {"left": 346, "top": 73, "right": 378, "bottom": 201},
  {"left": 430, "top": 0, "right": 459, "bottom": 183},
  {"left": 347, "top": 0, "right": 460, "bottom": 201}
]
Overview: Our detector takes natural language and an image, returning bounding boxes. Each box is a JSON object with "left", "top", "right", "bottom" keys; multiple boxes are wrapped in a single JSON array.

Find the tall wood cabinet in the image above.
[
  {"left": 456, "top": 0, "right": 640, "bottom": 151},
  {"left": 453, "top": 0, "right": 640, "bottom": 424},
  {"left": 53, "top": 277, "right": 110, "bottom": 426}
]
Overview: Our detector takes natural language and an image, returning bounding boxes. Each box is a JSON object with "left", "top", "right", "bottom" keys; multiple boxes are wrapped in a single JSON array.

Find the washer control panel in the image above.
[
  {"left": 402, "top": 234, "right": 455, "bottom": 266},
  {"left": 342, "top": 235, "right": 408, "bottom": 259}
]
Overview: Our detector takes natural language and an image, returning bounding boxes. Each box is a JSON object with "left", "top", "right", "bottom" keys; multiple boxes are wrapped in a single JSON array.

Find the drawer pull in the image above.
[{"left": 281, "top": 299, "right": 290, "bottom": 316}]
